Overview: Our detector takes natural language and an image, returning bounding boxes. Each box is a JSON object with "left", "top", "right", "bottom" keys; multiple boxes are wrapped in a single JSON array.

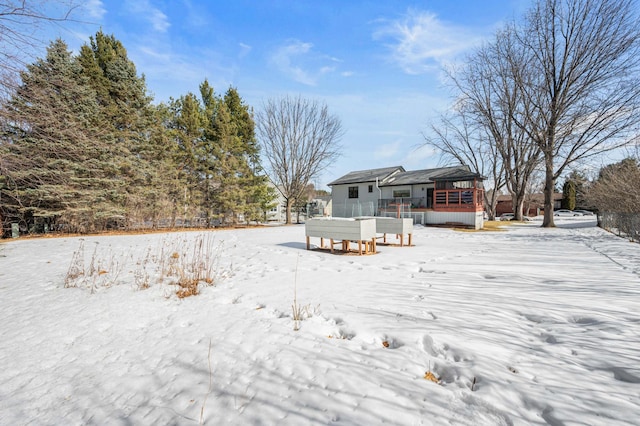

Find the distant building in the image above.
[
  {"left": 495, "top": 193, "right": 563, "bottom": 217},
  {"left": 307, "top": 196, "right": 332, "bottom": 218},
  {"left": 265, "top": 181, "right": 287, "bottom": 222},
  {"left": 265, "top": 183, "right": 333, "bottom": 222}
]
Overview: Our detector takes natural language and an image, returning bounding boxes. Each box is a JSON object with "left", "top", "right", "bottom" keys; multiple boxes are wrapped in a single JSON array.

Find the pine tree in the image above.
[
  {"left": 562, "top": 180, "right": 577, "bottom": 211},
  {"left": 222, "top": 87, "right": 275, "bottom": 222},
  {"left": 198, "top": 80, "right": 223, "bottom": 225},
  {"left": 162, "top": 81, "right": 275, "bottom": 226},
  {"left": 166, "top": 92, "right": 206, "bottom": 225},
  {"left": 77, "top": 30, "right": 157, "bottom": 226},
  {"left": 135, "top": 104, "right": 187, "bottom": 228},
  {"left": 562, "top": 171, "right": 589, "bottom": 211},
  {"left": 0, "top": 39, "right": 121, "bottom": 232},
  {"left": 207, "top": 98, "right": 248, "bottom": 224}
]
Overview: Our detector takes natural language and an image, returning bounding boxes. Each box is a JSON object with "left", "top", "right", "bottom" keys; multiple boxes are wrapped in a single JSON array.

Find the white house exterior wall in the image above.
[
  {"left": 380, "top": 184, "right": 432, "bottom": 198},
  {"left": 379, "top": 187, "right": 393, "bottom": 199},
  {"left": 425, "top": 211, "right": 483, "bottom": 229},
  {"left": 266, "top": 182, "right": 287, "bottom": 222},
  {"left": 333, "top": 183, "right": 435, "bottom": 217},
  {"left": 332, "top": 183, "right": 380, "bottom": 217},
  {"left": 411, "top": 184, "right": 430, "bottom": 207},
  {"left": 329, "top": 165, "right": 483, "bottom": 228}
]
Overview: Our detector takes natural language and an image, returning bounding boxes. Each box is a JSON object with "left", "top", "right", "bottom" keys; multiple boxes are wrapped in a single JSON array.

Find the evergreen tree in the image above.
[
  {"left": 0, "top": 39, "right": 121, "bottom": 232},
  {"left": 77, "top": 30, "right": 157, "bottom": 226},
  {"left": 207, "top": 98, "right": 244, "bottom": 224},
  {"left": 562, "top": 171, "right": 589, "bottom": 210},
  {"left": 222, "top": 87, "right": 275, "bottom": 222},
  {"left": 166, "top": 92, "right": 205, "bottom": 225},
  {"left": 562, "top": 180, "right": 577, "bottom": 210},
  {"left": 136, "top": 104, "right": 187, "bottom": 228},
  {"left": 1, "top": 31, "right": 276, "bottom": 234},
  {"left": 198, "top": 80, "right": 222, "bottom": 225},
  {"left": 167, "top": 81, "right": 275, "bottom": 226}
]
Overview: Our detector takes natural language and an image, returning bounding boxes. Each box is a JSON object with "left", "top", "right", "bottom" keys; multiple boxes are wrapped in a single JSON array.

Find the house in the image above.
[
  {"left": 265, "top": 181, "right": 287, "bottom": 222},
  {"left": 307, "top": 195, "right": 332, "bottom": 218},
  {"left": 328, "top": 165, "right": 485, "bottom": 229},
  {"left": 265, "top": 181, "right": 333, "bottom": 222},
  {"left": 495, "top": 193, "right": 563, "bottom": 217}
]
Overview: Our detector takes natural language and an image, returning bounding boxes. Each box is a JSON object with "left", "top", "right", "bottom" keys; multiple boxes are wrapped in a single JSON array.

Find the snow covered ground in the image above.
[{"left": 1, "top": 217, "right": 639, "bottom": 425}]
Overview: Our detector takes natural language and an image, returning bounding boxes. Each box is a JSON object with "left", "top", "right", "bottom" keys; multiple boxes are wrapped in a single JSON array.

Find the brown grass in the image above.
[
  {"left": 8, "top": 224, "right": 270, "bottom": 241},
  {"left": 424, "top": 371, "right": 440, "bottom": 383},
  {"left": 176, "top": 278, "right": 200, "bottom": 298},
  {"left": 64, "top": 233, "right": 226, "bottom": 298},
  {"left": 455, "top": 220, "right": 507, "bottom": 233}
]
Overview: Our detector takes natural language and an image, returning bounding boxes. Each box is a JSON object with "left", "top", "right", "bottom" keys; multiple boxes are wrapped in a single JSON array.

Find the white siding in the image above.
[
  {"left": 332, "top": 181, "right": 483, "bottom": 229},
  {"left": 331, "top": 183, "right": 380, "bottom": 217},
  {"left": 374, "top": 217, "right": 413, "bottom": 235},
  {"left": 425, "top": 211, "right": 484, "bottom": 229},
  {"left": 305, "top": 218, "right": 377, "bottom": 240},
  {"left": 266, "top": 182, "right": 287, "bottom": 222}
]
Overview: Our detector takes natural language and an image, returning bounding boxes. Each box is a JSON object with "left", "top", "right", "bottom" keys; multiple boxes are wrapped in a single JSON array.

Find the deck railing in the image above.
[
  {"left": 378, "top": 197, "right": 430, "bottom": 211},
  {"left": 433, "top": 188, "right": 483, "bottom": 211},
  {"left": 377, "top": 189, "right": 483, "bottom": 214}
]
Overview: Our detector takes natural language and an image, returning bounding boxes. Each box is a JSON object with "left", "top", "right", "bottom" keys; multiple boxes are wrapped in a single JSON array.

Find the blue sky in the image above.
[{"left": 50, "top": 0, "right": 530, "bottom": 189}]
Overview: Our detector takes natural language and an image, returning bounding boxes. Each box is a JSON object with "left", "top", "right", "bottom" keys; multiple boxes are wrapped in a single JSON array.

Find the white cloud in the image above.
[
  {"left": 270, "top": 40, "right": 346, "bottom": 86},
  {"left": 149, "top": 8, "right": 170, "bottom": 33},
  {"left": 374, "top": 9, "right": 482, "bottom": 74},
  {"left": 320, "top": 66, "right": 336, "bottom": 74},
  {"left": 130, "top": 42, "right": 245, "bottom": 103},
  {"left": 374, "top": 140, "right": 402, "bottom": 159},
  {"left": 238, "top": 42, "right": 252, "bottom": 58},
  {"left": 401, "top": 145, "right": 439, "bottom": 169},
  {"left": 126, "top": 0, "right": 170, "bottom": 33},
  {"left": 271, "top": 40, "right": 316, "bottom": 85},
  {"left": 138, "top": 46, "right": 171, "bottom": 62},
  {"left": 84, "top": 0, "right": 106, "bottom": 20}
]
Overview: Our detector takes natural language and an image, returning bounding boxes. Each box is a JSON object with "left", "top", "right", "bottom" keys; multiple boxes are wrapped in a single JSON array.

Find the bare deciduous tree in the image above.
[
  {"left": 514, "top": 0, "right": 640, "bottom": 227},
  {"left": 441, "top": 25, "right": 542, "bottom": 221},
  {"left": 1, "top": 1, "right": 81, "bottom": 232},
  {"left": 1, "top": 0, "right": 80, "bottom": 95},
  {"left": 422, "top": 108, "right": 505, "bottom": 220},
  {"left": 256, "top": 95, "right": 343, "bottom": 224},
  {"left": 586, "top": 158, "right": 640, "bottom": 213}
]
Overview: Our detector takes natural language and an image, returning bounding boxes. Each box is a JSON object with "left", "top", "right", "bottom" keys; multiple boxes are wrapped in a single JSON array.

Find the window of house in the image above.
[
  {"left": 453, "top": 180, "right": 473, "bottom": 189},
  {"left": 368, "top": 184, "right": 373, "bottom": 193},
  {"left": 392, "top": 189, "right": 410, "bottom": 198},
  {"left": 348, "top": 186, "right": 359, "bottom": 199}
]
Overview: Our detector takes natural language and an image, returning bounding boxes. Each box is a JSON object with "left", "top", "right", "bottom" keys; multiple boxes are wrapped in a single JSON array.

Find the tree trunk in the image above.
[
  {"left": 542, "top": 154, "right": 555, "bottom": 227},
  {"left": 513, "top": 195, "right": 525, "bottom": 221},
  {"left": 485, "top": 191, "right": 498, "bottom": 221},
  {"left": 285, "top": 198, "right": 292, "bottom": 224}
]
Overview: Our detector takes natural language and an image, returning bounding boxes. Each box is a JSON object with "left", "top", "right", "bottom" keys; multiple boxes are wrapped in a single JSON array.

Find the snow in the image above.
[{"left": 1, "top": 218, "right": 639, "bottom": 425}]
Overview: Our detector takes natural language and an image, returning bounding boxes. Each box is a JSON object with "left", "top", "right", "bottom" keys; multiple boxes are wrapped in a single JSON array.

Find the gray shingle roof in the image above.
[
  {"left": 329, "top": 165, "right": 483, "bottom": 187},
  {"left": 328, "top": 166, "right": 404, "bottom": 186},
  {"left": 384, "top": 165, "right": 483, "bottom": 185}
]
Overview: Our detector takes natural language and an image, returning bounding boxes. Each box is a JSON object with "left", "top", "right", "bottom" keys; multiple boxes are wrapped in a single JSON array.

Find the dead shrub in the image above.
[
  {"left": 176, "top": 278, "right": 200, "bottom": 298},
  {"left": 64, "top": 233, "right": 227, "bottom": 298},
  {"left": 64, "top": 240, "right": 86, "bottom": 287}
]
